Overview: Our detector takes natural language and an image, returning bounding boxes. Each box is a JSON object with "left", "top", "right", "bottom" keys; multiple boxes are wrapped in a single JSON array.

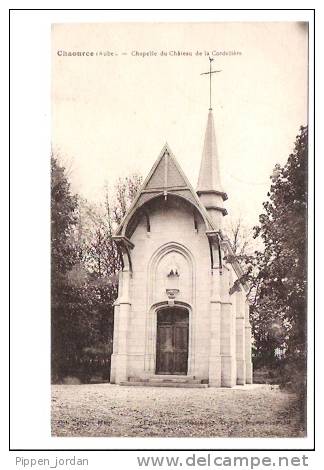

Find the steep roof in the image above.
[{"left": 115, "top": 143, "right": 216, "bottom": 236}]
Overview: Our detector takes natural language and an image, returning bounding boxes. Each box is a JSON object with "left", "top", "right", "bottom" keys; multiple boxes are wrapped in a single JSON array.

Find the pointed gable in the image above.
[
  {"left": 145, "top": 147, "right": 187, "bottom": 190},
  {"left": 115, "top": 143, "right": 215, "bottom": 236}
]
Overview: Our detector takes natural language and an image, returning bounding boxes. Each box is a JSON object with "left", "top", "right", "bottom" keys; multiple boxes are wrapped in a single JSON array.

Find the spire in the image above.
[
  {"left": 197, "top": 110, "right": 224, "bottom": 193},
  {"left": 197, "top": 110, "right": 227, "bottom": 229}
]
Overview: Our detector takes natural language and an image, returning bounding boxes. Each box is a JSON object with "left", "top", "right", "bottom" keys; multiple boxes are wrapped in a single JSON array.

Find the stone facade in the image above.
[{"left": 110, "top": 112, "right": 253, "bottom": 387}]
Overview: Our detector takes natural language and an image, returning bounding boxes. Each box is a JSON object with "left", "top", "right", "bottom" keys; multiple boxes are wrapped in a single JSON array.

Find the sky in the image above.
[{"left": 52, "top": 22, "right": 308, "bottom": 227}]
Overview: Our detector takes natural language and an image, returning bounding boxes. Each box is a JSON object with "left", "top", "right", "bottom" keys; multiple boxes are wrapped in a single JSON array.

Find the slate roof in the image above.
[{"left": 115, "top": 143, "right": 216, "bottom": 236}]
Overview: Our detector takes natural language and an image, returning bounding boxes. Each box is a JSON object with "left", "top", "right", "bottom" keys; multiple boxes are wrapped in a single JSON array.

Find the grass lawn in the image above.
[{"left": 51, "top": 383, "right": 305, "bottom": 438}]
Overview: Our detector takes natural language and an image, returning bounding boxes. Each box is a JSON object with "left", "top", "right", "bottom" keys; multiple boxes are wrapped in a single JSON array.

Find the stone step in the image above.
[
  {"left": 120, "top": 381, "right": 208, "bottom": 388},
  {"left": 128, "top": 376, "right": 193, "bottom": 382},
  {"left": 149, "top": 376, "right": 202, "bottom": 384},
  {"left": 151, "top": 374, "right": 194, "bottom": 380},
  {"left": 128, "top": 375, "right": 206, "bottom": 384}
]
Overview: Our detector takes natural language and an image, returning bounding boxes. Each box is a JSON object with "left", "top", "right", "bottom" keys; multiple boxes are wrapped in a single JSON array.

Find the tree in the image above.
[
  {"left": 51, "top": 155, "right": 78, "bottom": 275},
  {"left": 111, "top": 174, "right": 143, "bottom": 225},
  {"left": 51, "top": 159, "right": 143, "bottom": 382},
  {"left": 251, "top": 126, "right": 308, "bottom": 399},
  {"left": 51, "top": 154, "right": 81, "bottom": 381},
  {"left": 223, "top": 216, "right": 258, "bottom": 262}
]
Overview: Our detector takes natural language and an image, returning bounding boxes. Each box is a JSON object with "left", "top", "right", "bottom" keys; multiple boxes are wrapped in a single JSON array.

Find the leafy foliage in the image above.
[
  {"left": 51, "top": 154, "right": 142, "bottom": 382},
  {"left": 245, "top": 126, "right": 307, "bottom": 403},
  {"left": 51, "top": 155, "right": 78, "bottom": 274}
]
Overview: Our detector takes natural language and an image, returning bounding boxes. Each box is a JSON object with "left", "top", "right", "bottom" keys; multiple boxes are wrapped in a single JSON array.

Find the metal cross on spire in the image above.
[{"left": 200, "top": 57, "right": 222, "bottom": 111}]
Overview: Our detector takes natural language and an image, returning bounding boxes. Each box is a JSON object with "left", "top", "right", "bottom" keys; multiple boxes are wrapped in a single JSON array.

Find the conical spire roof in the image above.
[{"left": 197, "top": 110, "right": 227, "bottom": 201}]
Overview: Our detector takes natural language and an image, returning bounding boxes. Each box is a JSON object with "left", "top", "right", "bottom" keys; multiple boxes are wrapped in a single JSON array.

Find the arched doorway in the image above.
[{"left": 156, "top": 307, "right": 189, "bottom": 375}]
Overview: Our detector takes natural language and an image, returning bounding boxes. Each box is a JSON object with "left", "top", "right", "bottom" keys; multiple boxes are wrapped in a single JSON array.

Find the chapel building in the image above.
[{"left": 110, "top": 109, "right": 253, "bottom": 387}]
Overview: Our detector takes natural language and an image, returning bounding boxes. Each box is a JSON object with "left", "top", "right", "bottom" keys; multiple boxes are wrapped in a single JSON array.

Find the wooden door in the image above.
[{"left": 156, "top": 308, "right": 189, "bottom": 375}]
